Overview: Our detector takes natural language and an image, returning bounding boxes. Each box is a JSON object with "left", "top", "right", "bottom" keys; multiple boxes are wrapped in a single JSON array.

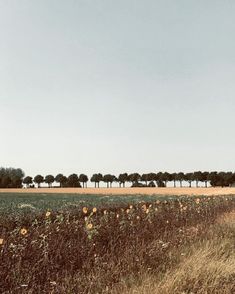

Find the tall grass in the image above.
[{"left": 0, "top": 195, "right": 234, "bottom": 293}]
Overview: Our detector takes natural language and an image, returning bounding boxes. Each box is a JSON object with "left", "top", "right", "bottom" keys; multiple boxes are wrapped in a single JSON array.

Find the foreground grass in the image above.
[
  {"left": 0, "top": 195, "right": 234, "bottom": 293},
  {"left": 114, "top": 211, "right": 235, "bottom": 294}
]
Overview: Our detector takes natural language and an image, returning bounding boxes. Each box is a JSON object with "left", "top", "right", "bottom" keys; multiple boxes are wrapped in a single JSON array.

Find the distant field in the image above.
[
  {"left": 1, "top": 187, "right": 235, "bottom": 195},
  {"left": 0, "top": 192, "right": 177, "bottom": 214}
]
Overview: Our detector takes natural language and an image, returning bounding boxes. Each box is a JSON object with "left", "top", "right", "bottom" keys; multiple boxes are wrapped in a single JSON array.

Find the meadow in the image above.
[{"left": 0, "top": 193, "right": 235, "bottom": 293}]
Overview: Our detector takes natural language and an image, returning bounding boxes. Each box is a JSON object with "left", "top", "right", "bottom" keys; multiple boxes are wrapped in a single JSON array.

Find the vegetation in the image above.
[
  {"left": 0, "top": 194, "right": 234, "bottom": 293},
  {"left": 0, "top": 167, "right": 24, "bottom": 188},
  {"left": 1, "top": 167, "right": 235, "bottom": 189}
]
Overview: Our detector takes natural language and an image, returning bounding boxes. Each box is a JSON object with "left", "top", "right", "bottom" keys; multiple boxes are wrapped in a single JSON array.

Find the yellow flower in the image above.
[
  {"left": 45, "top": 211, "right": 51, "bottom": 217},
  {"left": 86, "top": 223, "right": 93, "bottom": 230},
  {"left": 92, "top": 207, "right": 97, "bottom": 213},
  {"left": 0, "top": 238, "right": 3, "bottom": 245},
  {"left": 83, "top": 207, "right": 88, "bottom": 214},
  {"left": 20, "top": 228, "right": 28, "bottom": 236}
]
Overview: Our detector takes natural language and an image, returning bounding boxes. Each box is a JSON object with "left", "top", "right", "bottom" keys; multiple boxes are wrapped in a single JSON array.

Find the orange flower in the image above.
[
  {"left": 86, "top": 223, "right": 93, "bottom": 230},
  {"left": 20, "top": 228, "right": 28, "bottom": 236},
  {"left": 83, "top": 207, "right": 88, "bottom": 214},
  {"left": 45, "top": 211, "right": 51, "bottom": 217}
]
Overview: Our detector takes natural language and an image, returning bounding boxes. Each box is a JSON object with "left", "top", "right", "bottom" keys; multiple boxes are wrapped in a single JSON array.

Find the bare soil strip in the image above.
[{"left": 0, "top": 187, "right": 235, "bottom": 195}]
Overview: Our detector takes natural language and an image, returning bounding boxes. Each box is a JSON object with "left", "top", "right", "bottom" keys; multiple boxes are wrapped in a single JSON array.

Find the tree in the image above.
[
  {"left": 128, "top": 173, "right": 141, "bottom": 185},
  {"left": 0, "top": 167, "right": 25, "bottom": 188},
  {"left": 161, "top": 172, "right": 172, "bottom": 187},
  {"left": 176, "top": 172, "right": 185, "bottom": 188},
  {"left": 185, "top": 172, "right": 194, "bottom": 187},
  {"left": 79, "top": 174, "right": 89, "bottom": 188},
  {"left": 90, "top": 173, "right": 103, "bottom": 188},
  {"left": 23, "top": 176, "right": 33, "bottom": 188},
  {"left": 171, "top": 173, "right": 177, "bottom": 188},
  {"left": 67, "top": 174, "right": 81, "bottom": 187},
  {"left": 103, "top": 174, "right": 116, "bottom": 188},
  {"left": 117, "top": 173, "right": 129, "bottom": 187},
  {"left": 201, "top": 171, "right": 210, "bottom": 188},
  {"left": 44, "top": 175, "right": 55, "bottom": 188},
  {"left": 34, "top": 175, "right": 44, "bottom": 188},
  {"left": 141, "top": 174, "right": 149, "bottom": 186},
  {"left": 55, "top": 174, "right": 67, "bottom": 187},
  {"left": 193, "top": 171, "right": 202, "bottom": 188}
]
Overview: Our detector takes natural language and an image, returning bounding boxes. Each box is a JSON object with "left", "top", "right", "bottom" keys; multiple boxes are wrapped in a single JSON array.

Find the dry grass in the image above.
[
  {"left": 1, "top": 187, "right": 235, "bottom": 195},
  {"left": 113, "top": 211, "right": 235, "bottom": 294}
]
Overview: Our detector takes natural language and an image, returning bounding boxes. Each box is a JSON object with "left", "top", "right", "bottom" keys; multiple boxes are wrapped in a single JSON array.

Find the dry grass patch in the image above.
[{"left": 113, "top": 212, "right": 235, "bottom": 294}]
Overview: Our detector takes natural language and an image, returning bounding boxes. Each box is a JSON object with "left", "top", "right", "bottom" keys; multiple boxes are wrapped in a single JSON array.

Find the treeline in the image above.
[
  {"left": 0, "top": 168, "right": 25, "bottom": 188},
  {"left": 22, "top": 171, "right": 235, "bottom": 188},
  {"left": 1, "top": 168, "right": 235, "bottom": 189}
]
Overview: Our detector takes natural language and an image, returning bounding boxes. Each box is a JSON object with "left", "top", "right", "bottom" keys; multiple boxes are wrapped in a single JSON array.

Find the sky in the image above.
[{"left": 1, "top": 0, "right": 235, "bottom": 178}]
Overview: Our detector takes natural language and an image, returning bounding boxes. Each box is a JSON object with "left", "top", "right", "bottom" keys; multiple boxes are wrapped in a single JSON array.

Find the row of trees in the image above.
[
  {"left": 21, "top": 171, "right": 235, "bottom": 188},
  {"left": 1, "top": 167, "right": 235, "bottom": 189}
]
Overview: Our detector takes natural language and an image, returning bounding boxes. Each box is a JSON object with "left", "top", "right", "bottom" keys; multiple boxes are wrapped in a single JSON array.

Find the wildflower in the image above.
[
  {"left": 183, "top": 206, "right": 187, "bottom": 211},
  {"left": 103, "top": 210, "right": 107, "bottom": 215},
  {"left": 45, "top": 211, "right": 51, "bottom": 217},
  {"left": 20, "top": 228, "right": 28, "bottom": 236},
  {"left": 149, "top": 204, "right": 152, "bottom": 208},
  {"left": 116, "top": 214, "right": 119, "bottom": 218},
  {"left": 83, "top": 207, "right": 88, "bottom": 214},
  {"left": 126, "top": 209, "right": 130, "bottom": 214},
  {"left": 86, "top": 223, "right": 93, "bottom": 230},
  {"left": 92, "top": 207, "right": 97, "bottom": 213},
  {"left": 155, "top": 208, "right": 158, "bottom": 211},
  {"left": 0, "top": 238, "right": 3, "bottom": 245},
  {"left": 166, "top": 220, "right": 169, "bottom": 224},
  {"left": 129, "top": 205, "right": 133, "bottom": 209},
  {"left": 156, "top": 200, "right": 160, "bottom": 204},
  {"left": 84, "top": 216, "right": 88, "bottom": 221},
  {"left": 136, "top": 216, "right": 140, "bottom": 220},
  {"left": 146, "top": 209, "right": 149, "bottom": 214},
  {"left": 195, "top": 198, "right": 200, "bottom": 204},
  {"left": 142, "top": 204, "right": 147, "bottom": 211}
]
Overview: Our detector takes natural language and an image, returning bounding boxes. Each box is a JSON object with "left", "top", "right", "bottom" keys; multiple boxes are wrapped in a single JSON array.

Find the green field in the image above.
[{"left": 0, "top": 192, "right": 179, "bottom": 214}]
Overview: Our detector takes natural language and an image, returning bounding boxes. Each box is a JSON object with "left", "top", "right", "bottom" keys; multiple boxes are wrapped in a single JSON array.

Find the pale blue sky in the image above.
[{"left": 1, "top": 0, "right": 235, "bottom": 177}]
